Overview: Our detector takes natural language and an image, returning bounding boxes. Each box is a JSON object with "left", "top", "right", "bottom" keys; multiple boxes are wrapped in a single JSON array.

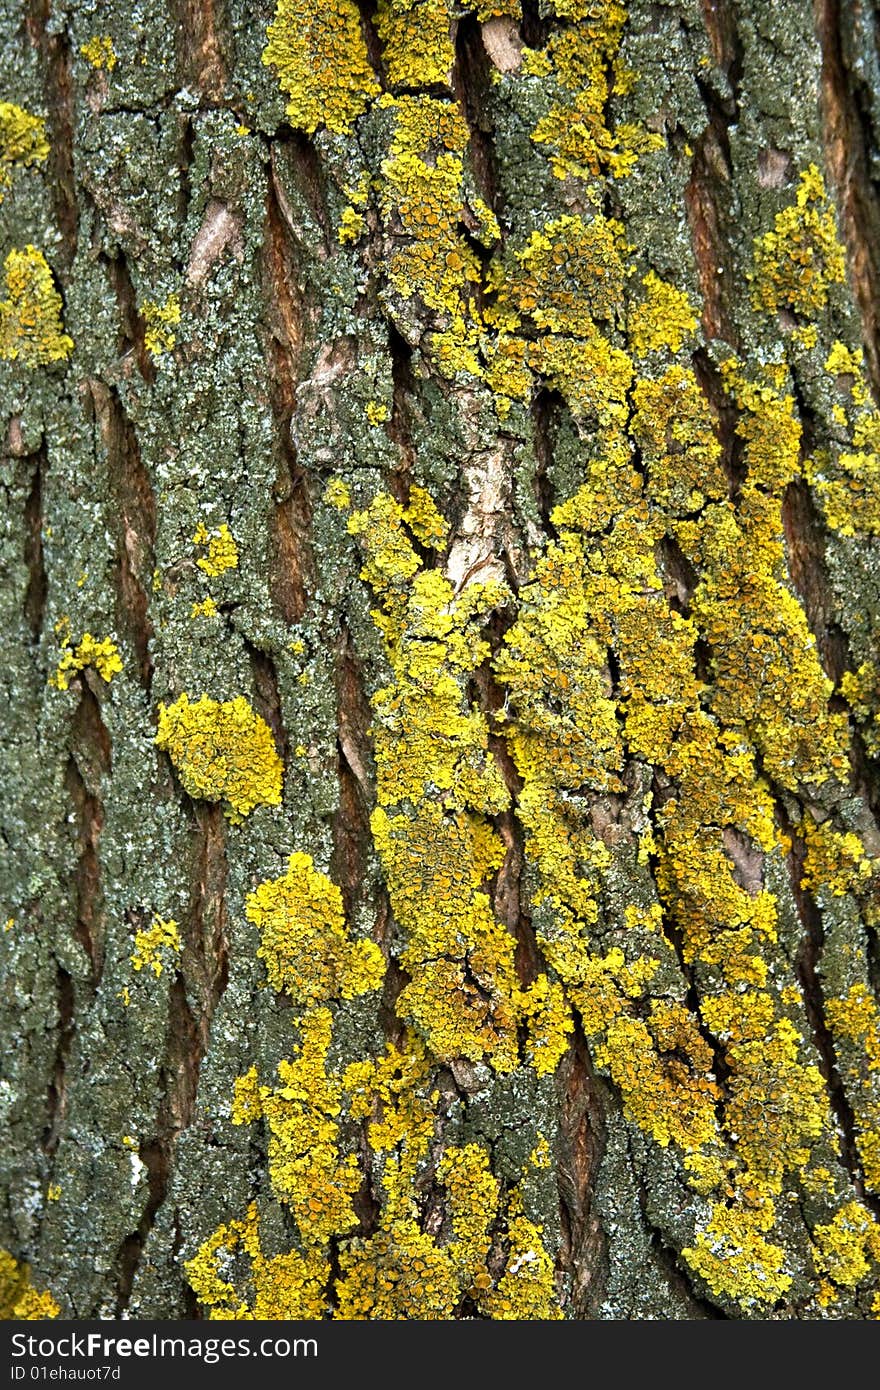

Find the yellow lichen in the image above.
[
  {"left": 0, "top": 246, "right": 73, "bottom": 365},
  {"left": 155, "top": 693, "right": 283, "bottom": 821},
  {"left": 185, "top": 1203, "right": 328, "bottom": 1319},
  {"left": 0, "top": 1249, "right": 59, "bottom": 1320},
  {"left": 80, "top": 36, "right": 117, "bottom": 70},
  {"left": 800, "top": 817, "right": 872, "bottom": 898},
  {"left": 376, "top": 0, "right": 455, "bottom": 88},
  {"left": 246, "top": 852, "right": 385, "bottom": 1006},
  {"left": 751, "top": 165, "right": 846, "bottom": 317},
  {"left": 683, "top": 1200, "right": 792, "bottom": 1309},
  {"left": 51, "top": 628, "right": 122, "bottom": 691},
  {"left": 262, "top": 0, "right": 380, "bottom": 135},
  {"left": 131, "top": 916, "right": 180, "bottom": 977},
  {"left": 0, "top": 103, "right": 49, "bottom": 202},
  {"left": 628, "top": 270, "right": 697, "bottom": 355},
  {"left": 141, "top": 294, "right": 180, "bottom": 359},
  {"left": 193, "top": 522, "right": 239, "bottom": 577}
]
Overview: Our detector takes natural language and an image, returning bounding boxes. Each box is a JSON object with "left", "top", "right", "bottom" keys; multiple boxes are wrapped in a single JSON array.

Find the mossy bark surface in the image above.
[{"left": 2, "top": 0, "right": 880, "bottom": 1320}]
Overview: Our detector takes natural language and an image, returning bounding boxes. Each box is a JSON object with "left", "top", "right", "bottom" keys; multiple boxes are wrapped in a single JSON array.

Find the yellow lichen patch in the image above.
[
  {"left": 825, "top": 985, "right": 880, "bottom": 1192},
  {"left": 802, "top": 344, "right": 880, "bottom": 535},
  {"left": 0, "top": 1249, "right": 59, "bottom": 1320},
  {"left": 247, "top": 1008, "right": 363, "bottom": 1243},
  {"left": 522, "top": 975, "right": 574, "bottom": 1074},
  {"left": 155, "top": 693, "right": 283, "bottom": 821},
  {"left": 246, "top": 851, "right": 385, "bottom": 1006},
  {"left": 193, "top": 522, "right": 239, "bottom": 577},
  {"left": 0, "top": 103, "right": 49, "bottom": 202},
  {"left": 683, "top": 493, "right": 849, "bottom": 790},
  {"left": 800, "top": 817, "right": 873, "bottom": 898},
  {"left": 842, "top": 662, "right": 880, "bottom": 756},
  {"left": 376, "top": 0, "right": 455, "bottom": 87},
  {"left": 131, "top": 916, "right": 180, "bottom": 977},
  {"left": 683, "top": 1200, "right": 792, "bottom": 1309},
  {"left": 141, "top": 294, "right": 180, "bottom": 359},
  {"left": 587, "top": 989, "right": 722, "bottom": 1154},
  {"left": 185, "top": 1203, "right": 328, "bottom": 1319},
  {"left": 482, "top": 1210, "right": 562, "bottom": 1320},
  {"left": 190, "top": 596, "right": 218, "bottom": 619},
  {"left": 751, "top": 164, "right": 846, "bottom": 317},
  {"left": 0, "top": 246, "right": 73, "bottom": 366},
  {"left": 530, "top": 11, "right": 662, "bottom": 183},
  {"left": 51, "top": 628, "right": 122, "bottom": 691},
  {"left": 379, "top": 95, "right": 483, "bottom": 378},
  {"left": 812, "top": 1202, "right": 880, "bottom": 1299},
  {"left": 631, "top": 368, "right": 725, "bottom": 513},
  {"left": 628, "top": 270, "right": 697, "bottom": 355},
  {"left": 262, "top": 0, "right": 380, "bottom": 135},
  {"left": 80, "top": 35, "right": 117, "bottom": 69},
  {"left": 336, "top": 1221, "right": 461, "bottom": 1319},
  {"left": 341, "top": 488, "right": 528, "bottom": 1067}
]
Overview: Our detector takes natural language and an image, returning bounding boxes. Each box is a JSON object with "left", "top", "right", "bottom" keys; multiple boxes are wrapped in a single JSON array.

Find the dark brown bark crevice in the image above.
[
  {"left": 174, "top": 0, "right": 229, "bottom": 100},
  {"left": 782, "top": 476, "right": 847, "bottom": 686},
  {"left": 87, "top": 380, "right": 157, "bottom": 690},
  {"left": 186, "top": 801, "right": 230, "bottom": 1037},
  {"left": 263, "top": 163, "right": 314, "bottom": 624},
  {"left": 63, "top": 686, "right": 111, "bottom": 987},
  {"left": 42, "top": 963, "right": 74, "bottom": 1160},
  {"left": 555, "top": 1028, "right": 608, "bottom": 1317},
  {"left": 114, "top": 975, "right": 205, "bottom": 1316},
  {"left": 243, "top": 638, "right": 288, "bottom": 766},
  {"left": 22, "top": 446, "right": 48, "bottom": 643},
  {"left": 102, "top": 253, "right": 155, "bottom": 385},
  {"left": 453, "top": 11, "right": 499, "bottom": 221},
  {"left": 817, "top": 0, "right": 880, "bottom": 395},
  {"left": 25, "top": 0, "right": 78, "bottom": 272}
]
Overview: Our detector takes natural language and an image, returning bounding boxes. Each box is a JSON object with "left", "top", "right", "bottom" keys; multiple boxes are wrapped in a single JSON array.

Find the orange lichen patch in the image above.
[
  {"left": 0, "top": 103, "right": 49, "bottom": 202},
  {"left": 262, "top": 0, "right": 379, "bottom": 135},
  {"left": 751, "top": 164, "right": 845, "bottom": 317},
  {"left": 246, "top": 852, "right": 385, "bottom": 1006},
  {"left": 376, "top": 0, "right": 455, "bottom": 88},
  {"left": 0, "top": 1249, "right": 59, "bottom": 1319},
  {"left": 155, "top": 693, "right": 283, "bottom": 821},
  {"left": 185, "top": 1203, "right": 328, "bottom": 1319},
  {"left": 0, "top": 246, "right": 73, "bottom": 366}
]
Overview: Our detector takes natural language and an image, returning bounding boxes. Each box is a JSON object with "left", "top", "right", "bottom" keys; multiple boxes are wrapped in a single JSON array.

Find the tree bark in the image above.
[{"left": 2, "top": 0, "right": 880, "bottom": 1320}]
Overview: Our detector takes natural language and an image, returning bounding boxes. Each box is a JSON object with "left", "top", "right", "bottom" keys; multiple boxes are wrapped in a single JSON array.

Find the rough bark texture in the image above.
[{"left": 2, "top": 0, "right": 880, "bottom": 1321}]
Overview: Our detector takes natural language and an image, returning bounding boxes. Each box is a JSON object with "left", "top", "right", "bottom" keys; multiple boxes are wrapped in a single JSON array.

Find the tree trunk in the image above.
[{"left": 2, "top": 0, "right": 880, "bottom": 1321}]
